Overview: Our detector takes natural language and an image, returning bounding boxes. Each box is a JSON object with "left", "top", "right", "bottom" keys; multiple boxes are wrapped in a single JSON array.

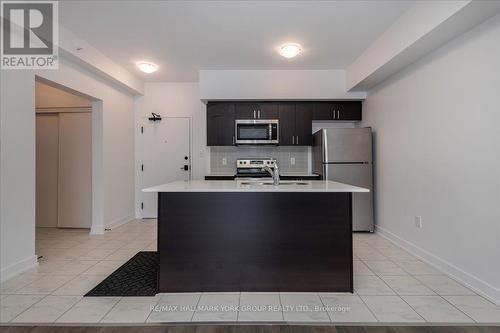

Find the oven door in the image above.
[{"left": 235, "top": 119, "right": 279, "bottom": 145}]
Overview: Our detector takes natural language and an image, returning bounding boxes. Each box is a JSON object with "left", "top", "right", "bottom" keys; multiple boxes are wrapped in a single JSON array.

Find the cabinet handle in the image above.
[
  {"left": 337, "top": 110, "right": 340, "bottom": 119},
  {"left": 258, "top": 110, "right": 261, "bottom": 118},
  {"left": 253, "top": 110, "right": 256, "bottom": 118},
  {"left": 332, "top": 110, "right": 335, "bottom": 119},
  {"left": 292, "top": 136, "right": 295, "bottom": 144},
  {"left": 296, "top": 135, "right": 299, "bottom": 145},
  {"left": 232, "top": 135, "right": 235, "bottom": 145}
]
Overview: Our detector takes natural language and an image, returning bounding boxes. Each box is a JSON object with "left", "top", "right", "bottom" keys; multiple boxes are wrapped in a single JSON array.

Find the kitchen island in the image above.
[{"left": 143, "top": 180, "right": 368, "bottom": 293}]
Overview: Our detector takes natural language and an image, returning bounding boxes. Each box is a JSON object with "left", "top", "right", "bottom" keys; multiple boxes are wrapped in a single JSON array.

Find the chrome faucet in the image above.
[{"left": 262, "top": 161, "right": 280, "bottom": 185}]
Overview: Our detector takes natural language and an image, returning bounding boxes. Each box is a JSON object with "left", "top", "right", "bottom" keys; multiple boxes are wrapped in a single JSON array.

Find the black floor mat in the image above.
[{"left": 85, "top": 251, "right": 158, "bottom": 296}]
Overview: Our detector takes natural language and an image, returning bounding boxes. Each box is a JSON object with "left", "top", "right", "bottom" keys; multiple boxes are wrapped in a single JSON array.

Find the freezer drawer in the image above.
[{"left": 324, "top": 163, "right": 373, "bottom": 232}]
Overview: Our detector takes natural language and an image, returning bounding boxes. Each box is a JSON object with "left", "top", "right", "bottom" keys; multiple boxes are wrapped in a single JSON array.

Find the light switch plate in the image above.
[{"left": 290, "top": 157, "right": 296, "bottom": 165}]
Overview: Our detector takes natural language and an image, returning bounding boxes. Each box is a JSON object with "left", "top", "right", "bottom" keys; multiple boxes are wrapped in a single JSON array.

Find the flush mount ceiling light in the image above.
[
  {"left": 279, "top": 43, "right": 302, "bottom": 58},
  {"left": 137, "top": 62, "right": 158, "bottom": 74}
]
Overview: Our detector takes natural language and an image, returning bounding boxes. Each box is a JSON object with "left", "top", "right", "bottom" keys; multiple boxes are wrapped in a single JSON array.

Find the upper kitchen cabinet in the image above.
[
  {"left": 235, "top": 102, "right": 278, "bottom": 119},
  {"left": 278, "top": 102, "right": 312, "bottom": 146},
  {"left": 312, "top": 101, "right": 362, "bottom": 121},
  {"left": 234, "top": 102, "right": 258, "bottom": 119},
  {"left": 207, "top": 100, "right": 361, "bottom": 147},
  {"left": 258, "top": 102, "right": 279, "bottom": 119},
  {"left": 278, "top": 103, "right": 295, "bottom": 145},
  {"left": 338, "top": 101, "right": 362, "bottom": 120},
  {"left": 207, "top": 102, "right": 235, "bottom": 146},
  {"left": 295, "top": 103, "right": 313, "bottom": 146}
]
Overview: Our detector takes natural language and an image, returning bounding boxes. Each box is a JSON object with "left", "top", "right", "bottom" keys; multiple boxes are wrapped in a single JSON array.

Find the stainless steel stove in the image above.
[{"left": 235, "top": 158, "right": 276, "bottom": 178}]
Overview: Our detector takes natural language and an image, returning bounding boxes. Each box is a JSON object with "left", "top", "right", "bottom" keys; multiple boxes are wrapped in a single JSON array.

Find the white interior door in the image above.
[
  {"left": 58, "top": 112, "right": 92, "bottom": 228},
  {"left": 141, "top": 117, "right": 191, "bottom": 218},
  {"left": 36, "top": 114, "right": 59, "bottom": 227}
]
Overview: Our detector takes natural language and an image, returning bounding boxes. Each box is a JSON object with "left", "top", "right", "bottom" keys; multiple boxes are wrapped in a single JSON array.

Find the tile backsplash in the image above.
[{"left": 210, "top": 146, "right": 309, "bottom": 174}]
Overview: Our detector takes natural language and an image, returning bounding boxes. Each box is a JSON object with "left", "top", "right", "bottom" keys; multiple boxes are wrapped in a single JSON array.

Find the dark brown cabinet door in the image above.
[
  {"left": 257, "top": 102, "right": 278, "bottom": 119},
  {"left": 312, "top": 102, "right": 334, "bottom": 120},
  {"left": 338, "top": 101, "right": 362, "bottom": 121},
  {"left": 313, "top": 102, "right": 362, "bottom": 121},
  {"left": 295, "top": 103, "right": 313, "bottom": 146},
  {"left": 235, "top": 103, "right": 259, "bottom": 119},
  {"left": 207, "top": 102, "right": 235, "bottom": 146},
  {"left": 234, "top": 102, "right": 279, "bottom": 119},
  {"left": 278, "top": 103, "right": 295, "bottom": 145}
]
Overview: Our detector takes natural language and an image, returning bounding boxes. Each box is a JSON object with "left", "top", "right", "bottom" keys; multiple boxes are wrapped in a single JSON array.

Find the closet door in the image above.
[
  {"left": 58, "top": 112, "right": 92, "bottom": 228},
  {"left": 36, "top": 114, "right": 59, "bottom": 227}
]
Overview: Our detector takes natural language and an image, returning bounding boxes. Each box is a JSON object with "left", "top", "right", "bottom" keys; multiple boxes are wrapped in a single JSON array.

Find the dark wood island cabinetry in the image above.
[{"left": 144, "top": 180, "right": 369, "bottom": 293}]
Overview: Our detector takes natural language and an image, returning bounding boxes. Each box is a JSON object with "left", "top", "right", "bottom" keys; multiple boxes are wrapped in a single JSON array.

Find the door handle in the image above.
[{"left": 181, "top": 165, "right": 189, "bottom": 171}]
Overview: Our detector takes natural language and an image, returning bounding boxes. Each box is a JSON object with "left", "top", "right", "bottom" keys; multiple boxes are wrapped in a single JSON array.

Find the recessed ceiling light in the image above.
[
  {"left": 137, "top": 62, "right": 158, "bottom": 74},
  {"left": 279, "top": 43, "right": 302, "bottom": 58}
]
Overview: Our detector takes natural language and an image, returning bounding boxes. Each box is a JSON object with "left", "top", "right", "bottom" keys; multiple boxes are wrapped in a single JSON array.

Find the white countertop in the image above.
[{"left": 142, "top": 180, "right": 369, "bottom": 193}]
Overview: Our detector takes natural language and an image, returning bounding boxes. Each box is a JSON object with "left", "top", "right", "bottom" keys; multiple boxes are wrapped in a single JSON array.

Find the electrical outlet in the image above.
[
  {"left": 415, "top": 216, "right": 423, "bottom": 228},
  {"left": 290, "top": 157, "right": 296, "bottom": 165},
  {"left": 222, "top": 157, "right": 227, "bottom": 165}
]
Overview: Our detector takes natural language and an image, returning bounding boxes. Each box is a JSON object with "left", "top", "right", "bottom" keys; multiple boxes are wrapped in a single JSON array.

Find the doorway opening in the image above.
[
  {"left": 34, "top": 78, "right": 104, "bottom": 260},
  {"left": 36, "top": 81, "right": 93, "bottom": 229}
]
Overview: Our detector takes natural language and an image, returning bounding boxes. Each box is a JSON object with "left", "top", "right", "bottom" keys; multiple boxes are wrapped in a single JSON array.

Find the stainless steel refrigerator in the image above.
[{"left": 312, "top": 128, "right": 374, "bottom": 232}]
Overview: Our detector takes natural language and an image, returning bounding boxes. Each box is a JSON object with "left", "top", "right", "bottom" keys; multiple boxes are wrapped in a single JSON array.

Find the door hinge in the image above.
[
  {"left": 140, "top": 126, "right": 144, "bottom": 134},
  {"left": 141, "top": 164, "right": 144, "bottom": 172},
  {"left": 141, "top": 202, "right": 144, "bottom": 210}
]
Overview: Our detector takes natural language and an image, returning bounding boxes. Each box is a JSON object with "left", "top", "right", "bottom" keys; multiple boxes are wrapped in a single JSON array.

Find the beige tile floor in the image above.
[{"left": 1, "top": 219, "right": 499, "bottom": 324}]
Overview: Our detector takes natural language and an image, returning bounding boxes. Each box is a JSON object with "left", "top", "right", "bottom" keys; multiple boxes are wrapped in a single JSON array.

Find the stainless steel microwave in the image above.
[{"left": 235, "top": 119, "right": 279, "bottom": 145}]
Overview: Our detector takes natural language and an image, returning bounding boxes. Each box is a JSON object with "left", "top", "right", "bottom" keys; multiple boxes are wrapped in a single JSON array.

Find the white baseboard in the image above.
[
  {"left": 376, "top": 225, "right": 500, "bottom": 306},
  {"left": 104, "top": 214, "right": 135, "bottom": 230},
  {"left": 90, "top": 214, "right": 135, "bottom": 234},
  {"left": 0, "top": 255, "right": 38, "bottom": 283}
]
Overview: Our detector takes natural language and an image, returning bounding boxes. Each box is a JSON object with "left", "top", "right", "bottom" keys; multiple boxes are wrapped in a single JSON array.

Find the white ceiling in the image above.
[{"left": 60, "top": 1, "right": 414, "bottom": 82}]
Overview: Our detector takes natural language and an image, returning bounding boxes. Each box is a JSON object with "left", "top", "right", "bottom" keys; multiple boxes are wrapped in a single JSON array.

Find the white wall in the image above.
[
  {"left": 35, "top": 81, "right": 92, "bottom": 108},
  {"left": 199, "top": 70, "right": 366, "bottom": 100},
  {"left": 0, "top": 70, "right": 38, "bottom": 281},
  {"left": 134, "top": 83, "right": 207, "bottom": 217},
  {"left": 0, "top": 57, "right": 137, "bottom": 281},
  {"left": 362, "top": 14, "right": 500, "bottom": 304}
]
